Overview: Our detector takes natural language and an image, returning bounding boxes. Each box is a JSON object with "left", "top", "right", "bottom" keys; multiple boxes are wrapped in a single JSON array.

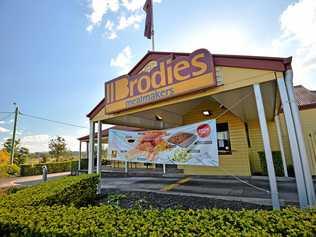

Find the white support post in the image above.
[
  {"left": 125, "top": 161, "right": 128, "bottom": 173},
  {"left": 284, "top": 69, "right": 315, "bottom": 205},
  {"left": 274, "top": 115, "right": 288, "bottom": 177},
  {"left": 86, "top": 142, "right": 89, "bottom": 159},
  {"left": 78, "top": 141, "right": 82, "bottom": 172},
  {"left": 163, "top": 164, "right": 166, "bottom": 175},
  {"left": 96, "top": 121, "right": 102, "bottom": 175},
  {"left": 254, "top": 84, "right": 280, "bottom": 209},
  {"left": 88, "top": 121, "right": 95, "bottom": 174},
  {"left": 277, "top": 77, "right": 309, "bottom": 207}
]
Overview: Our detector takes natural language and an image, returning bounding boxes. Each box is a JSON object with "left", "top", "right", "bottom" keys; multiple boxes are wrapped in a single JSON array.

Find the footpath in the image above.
[{"left": 0, "top": 172, "right": 70, "bottom": 188}]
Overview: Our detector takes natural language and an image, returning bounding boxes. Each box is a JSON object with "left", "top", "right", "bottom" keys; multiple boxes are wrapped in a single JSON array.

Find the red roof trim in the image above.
[
  {"left": 128, "top": 50, "right": 292, "bottom": 75},
  {"left": 87, "top": 98, "right": 105, "bottom": 118},
  {"left": 299, "top": 102, "right": 316, "bottom": 111}
]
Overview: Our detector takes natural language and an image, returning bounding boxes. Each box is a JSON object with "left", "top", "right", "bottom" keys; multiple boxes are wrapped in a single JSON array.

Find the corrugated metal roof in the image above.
[
  {"left": 78, "top": 125, "right": 142, "bottom": 142},
  {"left": 294, "top": 85, "right": 316, "bottom": 107}
]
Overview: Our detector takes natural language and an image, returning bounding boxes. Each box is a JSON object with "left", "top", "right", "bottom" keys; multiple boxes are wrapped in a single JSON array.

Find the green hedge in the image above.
[
  {"left": 0, "top": 174, "right": 99, "bottom": 208},
  {"left": 0, "top": 173, "right": 315, "bottom": 236},
  {"left": 258, "top": 151, "right": 285, "bottom": 177},
  {"left": 20, "top": 161, "right": 79, "bottom": 176},
  {"left": 80, "top": 159, "right": 88, "bottom": 170},
  {"left": 0, "top": 205, "right": 314, "bottom": 236}
]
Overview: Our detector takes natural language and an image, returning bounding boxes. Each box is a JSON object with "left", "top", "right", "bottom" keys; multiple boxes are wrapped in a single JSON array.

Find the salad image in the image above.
[{"left": 170, "top": 147, "right": 192, "bottom": 163}]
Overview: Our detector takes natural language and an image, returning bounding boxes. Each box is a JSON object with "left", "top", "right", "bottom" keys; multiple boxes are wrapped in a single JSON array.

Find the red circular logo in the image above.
[{"left": 197, "top": 124, "right": 211, "bottom": 138}]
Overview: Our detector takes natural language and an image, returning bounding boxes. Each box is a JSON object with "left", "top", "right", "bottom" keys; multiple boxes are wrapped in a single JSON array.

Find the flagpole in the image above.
[{"left": 151, "top": 0, "right": 155, "bottom": 51}]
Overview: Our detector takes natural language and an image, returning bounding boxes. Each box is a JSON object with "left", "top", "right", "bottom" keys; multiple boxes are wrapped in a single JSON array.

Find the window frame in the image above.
[{"left": 216, "top": 123, "right": 232, "bottom": 155}]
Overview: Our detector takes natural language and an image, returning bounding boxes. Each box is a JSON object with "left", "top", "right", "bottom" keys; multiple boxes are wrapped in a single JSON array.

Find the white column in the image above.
[
  {"left": 274, "top": 115, "right": 288, "bottom": 177},
  {"left": 285, "top": 69, "right": 315, "bottom": 205},
  {"left": 96, "top": 121, "right": 102, "bottom": 175},
  {"left": 86, "top": 142, "right": 89, "bottom": 159},
  {"left": 88, "top": 121, "right": 95, "bottom": 174},
  {"left": 254, "top": 84, "right": 280, "bottom": 209},
  {"left": 125, "top": 161, "right": 128, "bottom": 173},
  {"left": 163, "top": 164, "right": 166, "bottom": 174},
  {"left": 277, "top": 77, "right": 309, "bottom": 207},
  {"left": 78, "top": 141, "right": 82, "bottom": 171}
]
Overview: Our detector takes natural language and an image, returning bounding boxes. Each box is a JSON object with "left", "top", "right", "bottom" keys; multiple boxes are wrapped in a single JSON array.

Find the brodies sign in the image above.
[{"left": 105, "top": 48, "right": 216, "bottom": 113}]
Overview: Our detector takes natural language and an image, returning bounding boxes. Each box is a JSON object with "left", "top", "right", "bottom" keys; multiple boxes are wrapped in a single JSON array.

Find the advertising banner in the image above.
[{"left": 108, "top": 120, "right": 218, "bottom": 166}]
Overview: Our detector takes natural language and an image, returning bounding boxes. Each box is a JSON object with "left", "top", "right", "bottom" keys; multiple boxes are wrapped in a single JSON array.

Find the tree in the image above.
[
  {"left": 4, "top": 139, "right": 29, "bottom": 165},
  {"left": 0, "top": 149, "right": 20, "bottom": 177},
  {"left": 49, "top": 136, "right": 67, "bottom": 161},
  {"left": 0, "top": 149, "right": 9, "bottom": 164}
]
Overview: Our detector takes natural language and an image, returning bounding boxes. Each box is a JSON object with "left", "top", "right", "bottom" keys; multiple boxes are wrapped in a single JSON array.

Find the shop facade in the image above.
[{"left": 84, "top": 48, "right": 315, "bottom": 208}]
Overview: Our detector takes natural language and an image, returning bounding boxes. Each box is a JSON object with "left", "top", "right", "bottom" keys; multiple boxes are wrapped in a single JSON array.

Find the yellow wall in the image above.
[
  {"left": 299, "top": 108, "right": 316, "bottom": 175},
  {"left": 179, "top": 100, "right": 251, "bottom": 176},
  {"left": 247, "top": 120, "right": 288, "bottom": 175},
  {"left": 248, "top": 108, "right": 316, "bottom": 176}
]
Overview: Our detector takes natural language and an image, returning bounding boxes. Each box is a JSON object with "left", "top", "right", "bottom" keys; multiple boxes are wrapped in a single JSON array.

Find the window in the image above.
[{"left": 217, "top": 123, "right": 231, "bottom": 154}]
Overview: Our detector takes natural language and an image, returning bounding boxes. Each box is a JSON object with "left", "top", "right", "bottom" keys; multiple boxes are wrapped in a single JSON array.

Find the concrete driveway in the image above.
[{"left": 101, "top": 175, "right": 306, "bottom": 206}]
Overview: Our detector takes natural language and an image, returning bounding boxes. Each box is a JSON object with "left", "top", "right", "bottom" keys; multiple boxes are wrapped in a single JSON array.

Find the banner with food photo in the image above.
[{"left": 108, "top": 120, "right": 218, "bottom": 166}]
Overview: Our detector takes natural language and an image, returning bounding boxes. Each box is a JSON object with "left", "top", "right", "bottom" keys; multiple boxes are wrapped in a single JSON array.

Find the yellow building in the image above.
[{"left": 82, "top": 49, "right": 316, "bottom": 208}]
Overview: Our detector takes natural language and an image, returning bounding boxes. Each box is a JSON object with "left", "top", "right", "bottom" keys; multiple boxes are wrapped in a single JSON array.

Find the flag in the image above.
[{"left": 143, "top": 0, "right": 153, "bottom": 39}]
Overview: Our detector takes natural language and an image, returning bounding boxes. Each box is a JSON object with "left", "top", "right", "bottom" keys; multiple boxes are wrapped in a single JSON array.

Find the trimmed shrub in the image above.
[
  {"left": 258, "top": 151, "right": 285, "bottom": 177},
  {"left": 80, "top": 158, "right": 88, "bottom": 170},
  {"left": 0, "top": 164, "right": 20, "bottom": 177},
  {"left": 0, "top": 173, "right": 315, "bottom": 236},
  {"left": 0, "top": 174, "right": 99, "bottom": 208},
  {"left": 0, "top": 205, "right": 315, "bottom": 236},
  {"left": 20, "top": 161, "right": 78, "bottom": 176}
]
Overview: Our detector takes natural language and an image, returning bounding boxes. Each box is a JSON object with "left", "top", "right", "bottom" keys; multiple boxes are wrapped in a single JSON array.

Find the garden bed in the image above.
[{"left": 98, "top": 189, "right": 271, "bottom": 210}]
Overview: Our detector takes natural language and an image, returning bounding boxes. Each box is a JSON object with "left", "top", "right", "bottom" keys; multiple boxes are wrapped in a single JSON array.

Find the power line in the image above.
[
  {"left": 19, "top": 112, "right": 88, "bottom": 129},
  {"left": 0, "top": 111, "right": 13, "bottom": 114}
]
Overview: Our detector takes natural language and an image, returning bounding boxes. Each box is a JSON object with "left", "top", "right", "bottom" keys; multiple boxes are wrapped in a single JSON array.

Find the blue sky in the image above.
[{"left": 0, "top": 0, "right": 315, "bottom": 152}]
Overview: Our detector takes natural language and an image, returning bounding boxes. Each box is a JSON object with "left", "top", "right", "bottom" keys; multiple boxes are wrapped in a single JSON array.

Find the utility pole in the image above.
[{"left": 10, "top": 103, "right": 19, "bottom": 164}]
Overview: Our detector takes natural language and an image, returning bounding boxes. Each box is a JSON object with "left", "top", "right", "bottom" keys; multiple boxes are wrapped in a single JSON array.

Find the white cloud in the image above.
[
  {"left": 62, "top": 135, "right": 81, "bottom": 152},
  {"left": 0, "top": 119, "right": 13, "bottom": 125},
  {"left": 20, "top": 134, "right": 50, "bottom": 152},
  {"left": 86, "top": 0, "right": 162, "bottom": 39},
  {"left": 107, "top": 31, "right": 118, "bottom": 39},
  {"left": 166, "top": 0, "right": 316, "bottom": 89},
  {"left": 110, "top": 46, "right": 133, "bottom": 73},
  {"left": 117, "top": 13, "right": 144, "bottom": 30},
  {"left": 121, "top": 0, "right": 145, "bottom": 11},
  {"left": 275, "top": 0, "right": 316, "bottom": 88},
  {"left": 20, "top": 133, "right": 86, "bottom": 152},
  {"left": 104, "top": 13, "right": 144, "bottom": 39},
  {"left": 121, "top": 0, "right": 161, "bottom": 11},
  {"left": 0, "top": 126, "right": 9, "bottom": 133},
  {"left": 86, "top": 25, "right": 94, "bottom": 32},
  {"left": 86, "top": 0, "right": 119, "bottom": 31},
  {"left": 104, "top": 20, "right": 118, "bottom": 39},
  {"left": 105, "top": 20, "right": 114, "bottom": 30}
]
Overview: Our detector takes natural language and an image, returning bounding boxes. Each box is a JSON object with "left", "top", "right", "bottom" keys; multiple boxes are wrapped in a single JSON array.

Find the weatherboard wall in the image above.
[{"left": 181, "top": 100, "right": 251, "bottom": 176}]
